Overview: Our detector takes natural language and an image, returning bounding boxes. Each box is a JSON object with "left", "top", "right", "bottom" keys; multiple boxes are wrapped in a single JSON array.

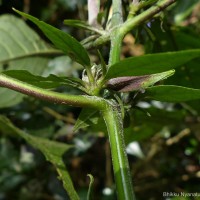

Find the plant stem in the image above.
[
  {"left": 102, "top": 101, "right": 136, "bottom": 200},
  {"left": 84, "top": 0, "right": 176, "bottom": 50},
  {"left": 0, "top": 73, "right": 104, "bottom": 109},
  {"left": 109, "top": 30, "right": 124, "bottom": 65},
  {"left": 121, "top": 0, "right": 176, "bottom": 34},
  {"left": 109, "top": 0, "right": 176, "bottom": 66},
  {"left": 111, "top": 0, "right": 123, "bottom": 27},
  {"left": 106, "top": 1, "right": 137, "bottom": 199},
  {"left": 83, "top": 32, "right": 110, "bottom": 50}
]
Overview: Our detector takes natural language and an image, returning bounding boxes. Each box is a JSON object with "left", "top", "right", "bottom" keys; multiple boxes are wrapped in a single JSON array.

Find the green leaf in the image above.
[
  {"left": 87, "top": 174, "right": 94, "bottom": 200},
  {"left": 0, "top": 15, "right": 61, "bottom": 65},
  {"left": 14, "top": 9, "right": 91, "bottom": 67},
  {"left": 106, "top": 49, "right": 200, "bottom": 79},
  {"left": 124, "top": 125, "right": 158, "bottom": 143},
  {"left": 172, "top": 0, "right": 199, "bottom": 24},
  {"left": 64, "top": 20, "right": 104, "bottom": 35},
  {"left": 97, "top": 50, "right": 107, "bottom": 76},
  {"left": 0, "top": 14, "right": 60, "bottom": 108},
  {"left": 3, "top": 70, "right": 85, "bottom": 91},
  {"left": 0, "top": 115, "right": 79, "bottom": 200},
  {"left": 73, "top": 108, "right": 100, "bottom": 132},
  {"left": 166, "top": 28, "right": 200, "bottom": 88},
  {"left": 124, "top": 107, "right": 186, "bottom": 143},
  {"left": 173, "top": 27, "right": 200, "bottom": 50},
  {"left": 144, "top": 85, "right": 200, "bottom": 102}
]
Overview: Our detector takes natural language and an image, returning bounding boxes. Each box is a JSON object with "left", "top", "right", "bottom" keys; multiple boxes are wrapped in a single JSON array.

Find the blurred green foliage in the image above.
[{"left": 0, "top": 0, "right": 200, "bottom": 200}]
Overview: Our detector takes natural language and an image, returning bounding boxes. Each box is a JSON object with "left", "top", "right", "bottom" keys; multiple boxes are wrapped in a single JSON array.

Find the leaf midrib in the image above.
[{"left": 0, "top": 49, "right": 64, "bottom": 64}]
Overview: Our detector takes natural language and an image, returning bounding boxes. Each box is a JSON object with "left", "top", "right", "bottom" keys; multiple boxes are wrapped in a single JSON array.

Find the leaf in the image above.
[
  {"left": 124, "top": 107, "right": 186, "bottom": 143},
  {"left": 144, "top": 85, "right": 200, "bottom": 102},
  {"left": 14, "top": 9, "right": 91, "bottom": 67},
  {"left": 0, "top": 115, "right": 79, "bottom": 200},
  {"left": 172, "top": 0, "right": 199, "bottom": 24},
  {"left": 106, "top": 49, "right": 200, "bottom": 79},
  {"left": 173, "top": 27, "right": 200, "bottom": 50},
  {"left": 106, "top": 70, "right": 174, "bottom": 92},
  {"left": 169, "top": 28, "right": 200, "bottom": 112},
  {"left": 64, "top": 20, "right": 104, "bottom": 35},
  {"left": 0, "top": 14, "right": 61, "bottom": 108},
  {"left": 0, "top": 15, "right": 61, "bottom": 65},
  {"left": 166, "top": 28, "right": 200, "bottom": 88},
  {"left": 73, "top": 108, "right": 100, "bottom": 132},
  {"left": 3, "top": 70, "right": 85, "bottom": 91},
  {"left": 97, "top": 50, "right": 107, "bottom": 76}
]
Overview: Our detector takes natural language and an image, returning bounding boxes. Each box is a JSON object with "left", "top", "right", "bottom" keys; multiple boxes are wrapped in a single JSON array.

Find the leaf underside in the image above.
[{"left": 0, "top": 15, "right": 59, "bottom": 108}]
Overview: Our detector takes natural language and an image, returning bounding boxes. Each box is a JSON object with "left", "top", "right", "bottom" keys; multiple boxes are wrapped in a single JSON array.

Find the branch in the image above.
[
  {"left": 109, "top": 30, "right": 124, "bottom": 65},
  {"left": 121, "top": 0, "right": 176, "bottom": 34},
  {"left": 0, "top": 73, "right": 105, "bottom": 109},
  {"left": 84, "top": 0, "right": 176, "bottom": 50},
  {"left": 83, "top": 32, "right": 110, "bottom": 50}
]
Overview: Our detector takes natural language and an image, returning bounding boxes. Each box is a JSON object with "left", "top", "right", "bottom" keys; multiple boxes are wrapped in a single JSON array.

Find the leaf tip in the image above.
[
  {"left": 12, "top": 8, "right": 23, "bottom": 16},
  {"left": 166, "top": 69, "right": 176, "bottom": 77},
  {"left": 87, "top": 174, "right": 94, "bottom": 183},
  {"left": 170, "top": 69, "right": 175, "bottom": 74}
]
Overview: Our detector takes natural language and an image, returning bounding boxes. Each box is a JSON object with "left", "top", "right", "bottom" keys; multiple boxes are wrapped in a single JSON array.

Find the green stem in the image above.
[
  {"left": 121, "top": 0, "right": 176, "bottom": 34},
  {"left": 106, "top": 2, "right": 136, "bottom": 199},
  {"left": 83, "top": 32, "right": 110, "bottom": 50},
  {"left": 109, "top": 0, "right": 176, "bottom": 67},
  {"left": 102, "top": 101, "right": 136, "bottom": 200},
  {"left": 105, "top": 2, "right": 176, "bottom": 199},
  {"left": 0, "top": 73, "right": 104, "bottom": 109},
  {"left": 109, "top": 29, "right": 124, "bottom": 66},
  {"left": 106, "top": 0, "right": 123, "bottom": 65},
  {"left": 111, "top": 0, "right": 123, "bottom": 27},
  {"left": 84, "top": 0, "right": 176, "bottom": 50}
]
